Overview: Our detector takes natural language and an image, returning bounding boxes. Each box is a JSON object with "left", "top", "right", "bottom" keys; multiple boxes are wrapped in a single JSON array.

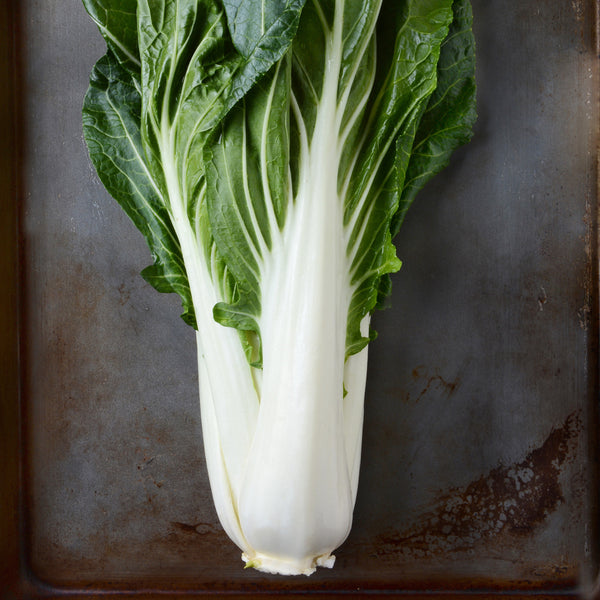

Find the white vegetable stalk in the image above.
[
  {"left": 178, "top": 4, "right": 372, "bottom": 575},
  {"left": 195, "top": 303, "right": 369, "bottom": 576},
  {"left": 235, "top": 97, "right": 354, "bottom": 574},
  {"left": 191, "top": 217, "right": 368, "bottom": 576}
]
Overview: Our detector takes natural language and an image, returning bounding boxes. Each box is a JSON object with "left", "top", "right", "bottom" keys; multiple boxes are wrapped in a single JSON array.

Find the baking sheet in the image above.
[{"left": 3, "top": 0, "right": 600, "bottom": 596}]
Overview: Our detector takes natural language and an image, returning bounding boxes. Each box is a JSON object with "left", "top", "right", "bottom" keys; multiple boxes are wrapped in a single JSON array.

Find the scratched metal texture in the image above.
[{"left": 7, "top": 0, "right": 600, "bottom": 596}]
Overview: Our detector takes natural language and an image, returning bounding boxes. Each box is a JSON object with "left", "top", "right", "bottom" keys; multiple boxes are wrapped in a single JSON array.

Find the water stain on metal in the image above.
[
  {"left": 403, "top": 366, "right": 461, "bottom": 404},
  {"left": 376, "top": 411, "right": 582, "bottom": 557},
  {"left": 170, "top": 521, "right": 221, "bottom": 536},
  {"left": 117, "top": 282, "right": 131, "bottom": 306}
]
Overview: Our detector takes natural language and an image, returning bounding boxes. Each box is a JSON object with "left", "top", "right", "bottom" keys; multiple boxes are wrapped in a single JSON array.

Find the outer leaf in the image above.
[
  {"left": 82, "top": 51, "right": 195, "bottom": 325},
  {"left": 82, "top": 0, "right": 140, "bottom": 71},
  {"left": 374, "top": 0, "right": 477, "bottom": 310},
  {"left": 342, "top": 0, "right": 455, "bottom": 356},
  {"left": 392, "top": 0, "right": 477, "bottom": 235}
]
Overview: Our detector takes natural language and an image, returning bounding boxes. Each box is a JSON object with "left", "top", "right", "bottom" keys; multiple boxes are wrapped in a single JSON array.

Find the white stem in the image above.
[
  {"left": 235, "top": 7, "right": 357, "bottom": 574},
  {"left": 160, "top": 139, "right": 259, "bottom": 509}
]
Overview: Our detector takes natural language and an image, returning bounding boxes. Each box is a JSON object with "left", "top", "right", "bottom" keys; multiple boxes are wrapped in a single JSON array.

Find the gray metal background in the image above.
[{"left": 19, "top": 0, "right": 599, "bottom": 593}]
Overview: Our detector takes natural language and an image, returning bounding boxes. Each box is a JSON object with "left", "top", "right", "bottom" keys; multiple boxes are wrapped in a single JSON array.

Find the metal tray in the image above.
[{"left": 2, "top": 0, "right": 599, "bottom": 597}]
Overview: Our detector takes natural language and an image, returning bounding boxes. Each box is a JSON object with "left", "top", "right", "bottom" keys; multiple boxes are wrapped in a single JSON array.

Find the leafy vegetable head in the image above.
[{"left": 82, "top": 0, "right": 476, "bottom": 576}]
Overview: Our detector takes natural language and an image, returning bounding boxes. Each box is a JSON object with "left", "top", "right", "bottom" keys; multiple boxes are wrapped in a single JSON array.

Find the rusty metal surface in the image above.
[{"left": 5, "top": 0, "right": 600, "bottom": 596}]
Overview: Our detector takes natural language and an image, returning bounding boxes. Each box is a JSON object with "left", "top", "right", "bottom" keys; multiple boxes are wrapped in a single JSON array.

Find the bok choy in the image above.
[{"left": 82, "top": 0, "right": 476, "bottom": 576}]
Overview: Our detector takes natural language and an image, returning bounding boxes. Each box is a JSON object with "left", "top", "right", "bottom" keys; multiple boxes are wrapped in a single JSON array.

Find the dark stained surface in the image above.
[
  {"left": 3, "top": 0, "right": 599, "bottom": 596},
  {"left": 0, "top": 0, "right": 21, "bottom": 594},
  {"left": 371, "top": 411, "right": 583, "bottom": 556}
]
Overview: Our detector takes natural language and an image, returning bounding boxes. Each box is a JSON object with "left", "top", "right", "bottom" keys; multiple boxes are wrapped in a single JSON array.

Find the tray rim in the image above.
[{"left": 1, "top": 0, "right": 24, "bottom": 596}]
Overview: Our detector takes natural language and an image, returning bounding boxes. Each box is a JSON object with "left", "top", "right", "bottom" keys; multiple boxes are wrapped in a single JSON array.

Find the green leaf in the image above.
[
  {"left": 134, "top": 0, "right": 307, "bottom": 243},
  {"left": 223, "top": 0, "right": 307, "bottom": 60},
  {"left": 341, "top": 0, "right": 455, "bottom": 356},
  {"left": 82, "top": 0, "right": 476, "bottom": 364},
  {"left": 392, "top": 0, "right": 477, "bottom": 236},
  {"left": 82, "top": 51, "right": 196, "bottom": 326},
  {"left": 204, "top": 0, "right": 474, "bottom": 361},
  {"left": 82, "top": 0, "right": 140, "bottom": 71},
  {"left": 83, "top": 0, "right": 307, "bottom": 331}
]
